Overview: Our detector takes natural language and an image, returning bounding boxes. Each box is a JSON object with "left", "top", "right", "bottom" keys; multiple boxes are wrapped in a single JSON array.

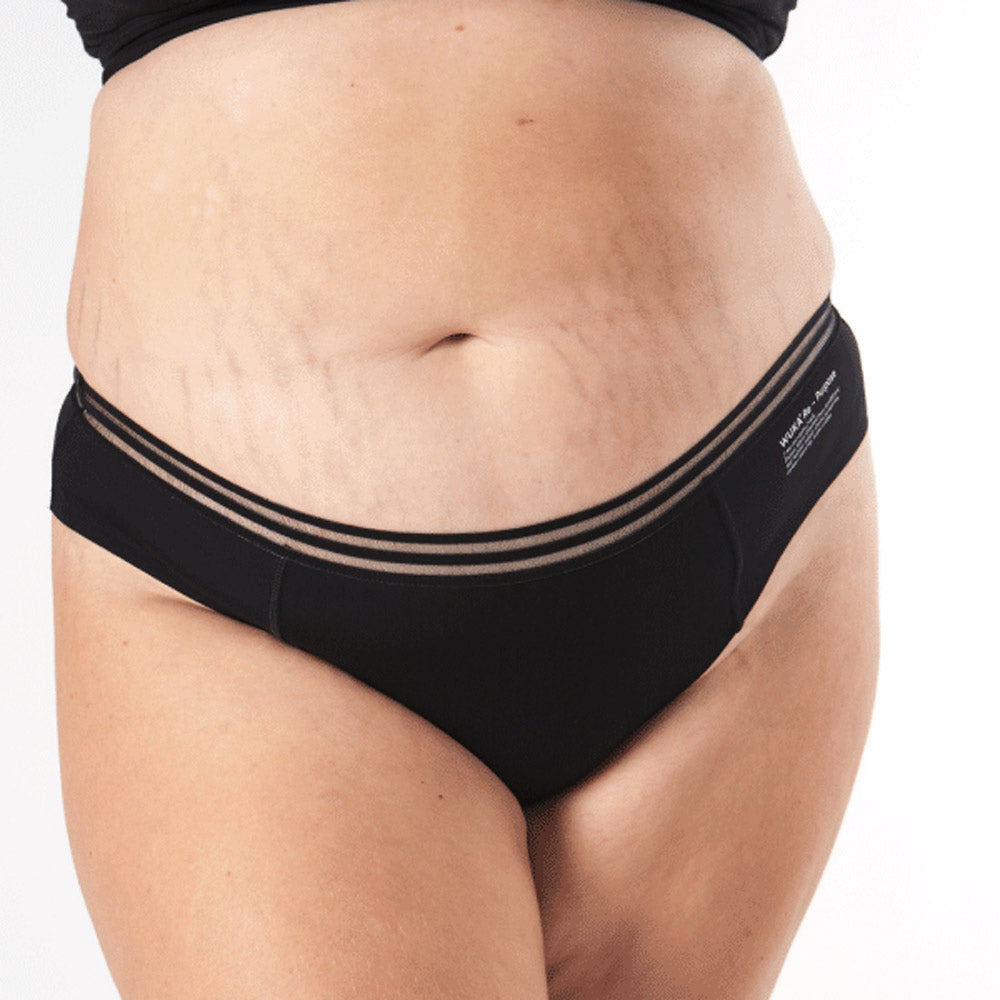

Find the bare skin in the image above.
[
  {"left": 53, "top": 515, "right": 549, "bottom": 999},
  {"left": 53, "top": 1, "right": 876, "bottom": 997},
  {"left": 524, "top": 431, "right": 879, "bottom": 1000}
]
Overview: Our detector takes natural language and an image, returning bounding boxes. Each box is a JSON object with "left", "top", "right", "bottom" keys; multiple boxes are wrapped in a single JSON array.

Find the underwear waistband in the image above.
[{"left": 68, "top": 296, "right": 839, "bottom": 576}]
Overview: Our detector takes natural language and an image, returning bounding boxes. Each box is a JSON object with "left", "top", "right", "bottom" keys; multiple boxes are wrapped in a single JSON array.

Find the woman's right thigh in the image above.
[{"left": 52, "top": 516, "right": 549, "bottom": 1000}]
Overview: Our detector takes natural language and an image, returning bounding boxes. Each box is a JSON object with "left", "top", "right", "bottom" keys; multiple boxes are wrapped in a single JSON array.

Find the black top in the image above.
[{"left": 60, "top": 1, "right": 799, "bottom": 85}]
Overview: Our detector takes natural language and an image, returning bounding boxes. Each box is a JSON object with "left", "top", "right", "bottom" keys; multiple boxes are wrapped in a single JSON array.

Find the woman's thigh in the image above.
[
  {"left": 52, "top": 516, "right": 549, "bottom": 1000},
  {"left": 525, "top": 432, "right": 880, "bottom": 1000}
]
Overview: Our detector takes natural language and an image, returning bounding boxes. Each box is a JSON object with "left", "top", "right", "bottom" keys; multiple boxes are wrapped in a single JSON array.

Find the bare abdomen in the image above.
[{"left": 65, "top": 0, "right": 834, "bottom": 533}]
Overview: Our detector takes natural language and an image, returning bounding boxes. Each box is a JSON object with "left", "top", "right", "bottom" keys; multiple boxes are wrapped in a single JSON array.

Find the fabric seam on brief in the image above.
[
  {"left": 268, "top": 553, "right": 288, "bottom": 641},
  {"left": 709, "top": 477, "right": 746, "bottom": 633},
  {"left": 68, "top": 298, "right": 837, "bottom": 576}
]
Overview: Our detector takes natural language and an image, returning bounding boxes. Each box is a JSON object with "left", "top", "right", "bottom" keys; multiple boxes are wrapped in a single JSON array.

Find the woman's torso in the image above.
[{"left": 66, "top": 0, "right": 834, "bottom": 533}]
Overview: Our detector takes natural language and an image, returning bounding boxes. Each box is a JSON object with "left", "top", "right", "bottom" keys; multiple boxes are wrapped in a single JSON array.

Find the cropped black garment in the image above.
[
  {"left": 60, "top": 1, "right": 799, "bottom": 84},
  {"left": 50, "top": 297, "right": 868, "bottom": 807}
]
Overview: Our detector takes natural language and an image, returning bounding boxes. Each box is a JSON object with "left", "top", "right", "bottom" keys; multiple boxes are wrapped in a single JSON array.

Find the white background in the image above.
[{"left": 2, "top": 1, "right": 998, "bottom": 996}]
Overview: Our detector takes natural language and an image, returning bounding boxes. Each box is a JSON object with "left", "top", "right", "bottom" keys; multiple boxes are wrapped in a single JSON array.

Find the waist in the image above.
[{"left": 65, "top": 0, "right": 834, "bottom": 531}]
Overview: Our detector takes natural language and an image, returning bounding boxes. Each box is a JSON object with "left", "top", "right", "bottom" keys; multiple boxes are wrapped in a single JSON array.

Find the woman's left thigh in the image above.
[{"left": 525, "top": 433, "right": 880, "bottom": 1000}]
